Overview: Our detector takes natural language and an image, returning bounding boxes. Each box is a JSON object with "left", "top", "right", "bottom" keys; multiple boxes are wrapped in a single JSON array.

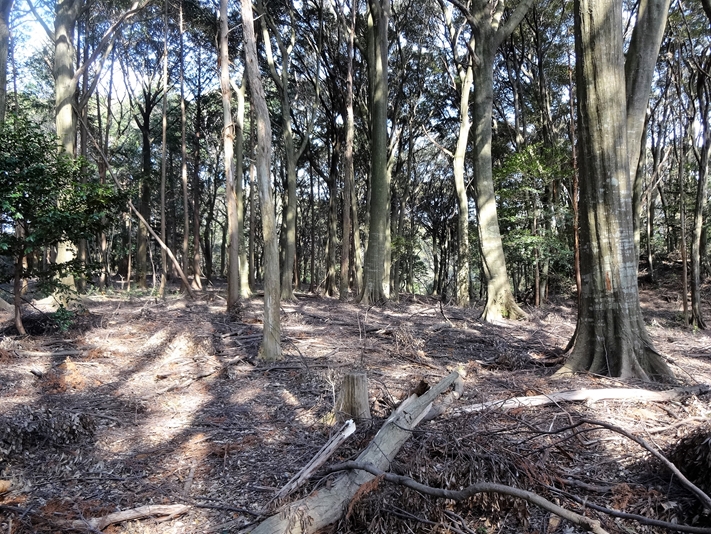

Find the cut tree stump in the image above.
[
  {"left": 247, "top": 369, "right": 464, "bottom": 534},
  {"left": 337, "top": 372, "right": 371, "bottom": 421}
]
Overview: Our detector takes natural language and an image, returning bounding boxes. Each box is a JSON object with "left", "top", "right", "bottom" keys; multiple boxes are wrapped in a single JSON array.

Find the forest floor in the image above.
[{"left": 2, "top": 263, "right": 711, "bottom": 534}]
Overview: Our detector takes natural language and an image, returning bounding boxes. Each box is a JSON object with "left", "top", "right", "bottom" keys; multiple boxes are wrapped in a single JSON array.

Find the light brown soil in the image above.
[{"left": 1, "top": 264, "right": 711, "bottom": 534}]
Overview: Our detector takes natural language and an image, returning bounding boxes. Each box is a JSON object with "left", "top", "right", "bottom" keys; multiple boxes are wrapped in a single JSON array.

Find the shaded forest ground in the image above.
[{"left": 1, "top": 262, "right": 711, "bottom": 533}]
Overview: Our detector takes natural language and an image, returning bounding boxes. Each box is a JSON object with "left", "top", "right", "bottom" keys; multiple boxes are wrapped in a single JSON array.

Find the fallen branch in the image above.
[
  {"left": 246, "top": 369, "right": 464, "bottom": 534},
  {"left": 546, "top": 485, "right": 711, "bottom": 534},
  {"left": 66, "top": 504, "right": 189, "bottom": 531},
  {"left": 273, "top": 420, "right": 356, "bottom": 502},
  {"left": 455, "top": 385, "right": 709, "bottom": 415},
  {"left": 326, "top": 461, "right": 608, "bottom": 534},
  {"left": 579, "top": 418, "right": 711, "bottom": 511}
]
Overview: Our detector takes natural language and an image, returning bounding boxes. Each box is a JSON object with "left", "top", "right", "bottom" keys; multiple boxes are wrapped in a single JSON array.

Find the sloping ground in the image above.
[{"left": 0, "top": 270, "right": 710, "bottom": 534}]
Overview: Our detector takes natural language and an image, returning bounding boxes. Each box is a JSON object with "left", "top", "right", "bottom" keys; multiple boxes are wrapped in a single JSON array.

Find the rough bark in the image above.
[
  {"left": 243, "top": 0, "right": 282, "bottom": 361},
  {"left": 359, "top": 0, "right": 389, "bottom": 305},
  {"left": 336, "top": 372, "right": 371, "bottom": 422},
  {"left": 557, "top": 0, "right": 673, "bottom": 381}
]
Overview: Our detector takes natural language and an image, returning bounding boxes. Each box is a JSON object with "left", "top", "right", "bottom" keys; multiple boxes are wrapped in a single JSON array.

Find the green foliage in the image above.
[
  {"left": 50, "top": 304, "right": 75, "bottom": 333},
  {"left": 0, "top": 115, "right": 126, "bottom": 287}
]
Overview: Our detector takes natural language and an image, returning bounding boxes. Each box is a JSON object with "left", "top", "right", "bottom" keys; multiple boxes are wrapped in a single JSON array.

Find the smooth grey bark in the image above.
[
  {"left": 243, "top": 0, "right": 282, "bottom": 361},
  {"left": 220, "top": 0, "right": 239, "bottom": 310},
  {"left": 625, "top": 0, "right": 671, "bottom": 256},
  {"left": 260, "top": 2, "right": 313, "bottom": 301},
  {"left": 359, "top": 0, "right": 389, "bottom": 305},
  {"left": 235, "top": 80, "right": 251, "bottom": 298},
  {"left": 557, "top": 0, "right": 673, "bottom": 381},
  {"left": 448, "top": 0, "right": 533, "bottom": 320},
  {"left": 438, "top": 0, "right": 473, "bottom": 307}
]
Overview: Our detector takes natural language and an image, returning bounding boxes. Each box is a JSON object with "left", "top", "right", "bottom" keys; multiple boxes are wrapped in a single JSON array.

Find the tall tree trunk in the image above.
[
  {"left": 0, "top": 0, "right": 13, "bottom": 124},
  {"left": 159, "top": 0, "right": 168, "bottom": 297},
  {"left": 625, "top": 0, "right": 671, "bottom": 256},
  {"left": 472, "top": 51, "right": 525, "bottom": 320},
  {"left": 179, "top": 2, "right": 190, "bottom": 291},
  {"left": 449, "top": 0, "right": 534, "bottom": 320},
  {"left": 53, "top": 0, "right": 81, "bottom": 294},
  {"left": 691, "top": 68, "right": 711, "bottom": 329},
  {"left": 340, "top": 0, "right": 356, "bottom": 300},
  {"left": 359, "top": 0, "right": 389, "bottom": 305},
  {"left": 243, "top": 0, "right": 282, "bottom": 361},
  {"left": 235, "top": 80, "right": 251, "bottom": 298},
  {"left": 192, "top": 52, "right": 203, "bottom": 290},
  {"left": 557, "top": 0, "right": 672, "bottom": 381},
  {"left": 220, "top": 0, "right": 239, "bottom": 309}
]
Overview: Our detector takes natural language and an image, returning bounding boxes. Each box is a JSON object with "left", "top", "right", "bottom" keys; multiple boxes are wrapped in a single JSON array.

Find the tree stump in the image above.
[{"left": 337, "top": 372, "right": 371, "bottom": 422}]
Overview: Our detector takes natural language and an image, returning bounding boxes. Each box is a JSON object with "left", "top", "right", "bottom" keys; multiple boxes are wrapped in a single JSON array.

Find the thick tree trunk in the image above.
[
  {"left": 557, "top": 0, "right": 673, "bottom": 381},
  {"left": 243, "top": 0, "right": 282, "bottom": 361},
  {"left": 220, "top": 0, "right": 239, "bottom": 310},
  {"left": 359, "top": 0, "right": 389, "bottom": 305}
]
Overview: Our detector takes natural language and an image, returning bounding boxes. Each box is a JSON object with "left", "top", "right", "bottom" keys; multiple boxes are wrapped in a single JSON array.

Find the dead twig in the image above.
[
  {"left": 327, "top": 461, "right": 609, "bottom": 534},
  {"left": 546, "top": 485, "right": 711, "bottom": 534},
  {"left": 580, "top": 417, "right": 711, "bottom": 511}
]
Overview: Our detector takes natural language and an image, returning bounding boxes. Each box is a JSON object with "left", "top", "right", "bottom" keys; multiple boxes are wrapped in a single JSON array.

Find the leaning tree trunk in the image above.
[
  {"left": 243, "top": 0, "right": 282, "bottom": 361},
  {"left": 557, "top": 0, "right": 673, "bottom": 381}
]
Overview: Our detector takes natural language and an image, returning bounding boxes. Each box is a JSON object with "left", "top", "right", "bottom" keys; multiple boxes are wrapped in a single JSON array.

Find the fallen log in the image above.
[
  {"left": 454, "top": 385, "right": 709, "bottom": 415},
  {"left": 66, "top": 504, "right": 189, "bottom": 531},
  {"left": 246, "top": 369, "right": 464, "bottom": 534}
]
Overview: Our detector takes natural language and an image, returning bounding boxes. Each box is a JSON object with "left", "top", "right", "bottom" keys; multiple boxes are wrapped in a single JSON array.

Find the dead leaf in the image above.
[{"left": 0, "top": 480, "right": 12, "bottom": 494}]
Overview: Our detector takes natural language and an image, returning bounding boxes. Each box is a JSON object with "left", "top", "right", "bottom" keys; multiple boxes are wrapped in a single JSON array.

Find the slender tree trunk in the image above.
[
  {"left": 159, "top": 0, "right": 168, "bottom": 297},
  {"left": 220, "top": 0, "right": 239, "bottom": 309},
  {"left": 192, "top": 53, "right": 203, "bottom": 290},
  {"left": 340, "top": 0, "right": 356, "bottom": 300},
  {"left": 235, "top": 81, "right": 251, "bottom": 298},
  {"left": 472, "top": 53, "right": 525, "bottom": 320},
  {"left": 243, "top": 0, "right": 282, "bottom": 361},
  {"left": 179, "top": 2, "right": 190, "bottom": 291},
  {"left": 557, "top": 0, "right": 672, "bottom": 381},
  {"left": 625, "top": 0, "right": 671, "bottom": 256},
  {"left": 0, "top": 0, "right": 13, "bottom": 124}
]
